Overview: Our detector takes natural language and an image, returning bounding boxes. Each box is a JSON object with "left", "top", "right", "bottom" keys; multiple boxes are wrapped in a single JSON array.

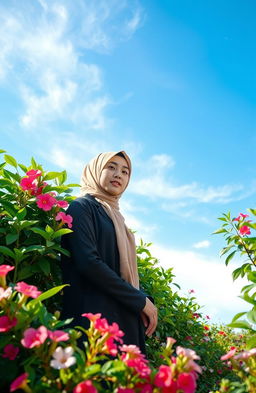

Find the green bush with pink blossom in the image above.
[{"left": 1, "top": 149, "right": 254, "bottom": 392}]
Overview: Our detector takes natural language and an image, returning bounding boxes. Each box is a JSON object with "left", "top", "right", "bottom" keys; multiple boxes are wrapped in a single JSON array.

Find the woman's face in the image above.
[{"left": 100, "top": 155, "right": 130, "bottom": 196}]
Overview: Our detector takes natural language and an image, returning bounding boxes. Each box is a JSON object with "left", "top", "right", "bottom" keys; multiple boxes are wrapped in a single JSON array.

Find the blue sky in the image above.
[{"left": 1, "top": 0, "right": 255, "bottom": 324}]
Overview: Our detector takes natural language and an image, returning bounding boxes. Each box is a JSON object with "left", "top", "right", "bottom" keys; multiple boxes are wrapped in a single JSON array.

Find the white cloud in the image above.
[
  {"left": 0, "top": 0, "right": 143, "bottom": 129},
  {"left": 193, "top": 240, "right": 211, "bottom": 249},
  {"left": 150, "top": 243, "right": 248, "bottom": 324}
]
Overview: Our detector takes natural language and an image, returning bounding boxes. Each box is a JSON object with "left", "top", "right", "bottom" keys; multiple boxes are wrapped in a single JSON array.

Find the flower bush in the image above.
[{"left": 1, "top": 149, "right": 254, "bottom": 392}]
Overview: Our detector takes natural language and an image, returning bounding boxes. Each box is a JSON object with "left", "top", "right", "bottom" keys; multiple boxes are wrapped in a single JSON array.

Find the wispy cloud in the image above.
[
  {"left": 193, "top": 240, "right": 211, "bottom": 249},
  {"left": 0, "top": 0, "right": 143, "bottom": 130}
]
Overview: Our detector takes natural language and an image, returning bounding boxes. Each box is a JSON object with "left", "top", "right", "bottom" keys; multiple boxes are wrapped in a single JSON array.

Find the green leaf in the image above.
[
  {"left": 0, "top": 200, "right": 17, "bottom": 216},
  {"left": 248, "top": 208, "right": 256, "bottom": 216},
  {"left": 23, "top": 245, "right": 46, "bottom": 253},
  {"left": 31, "top": 157, "right": 37, "bottom": 168},
  {"left": 246, "top": 308, "right": 256, "bottom": 324},
  {"left": 16, "top": 207, "right": 27, "bottom": 221},
  {"left": 212, "top": 227, "right": 228, "bottom": 235},
  {"left": 28, "top": 284, "right": 69, "bottom": 308},
  {"left": 19, "top": 220, "right": 39, "bottom": 230},
  {"left": 248, "top": 271, "right": 256, "bottom": 283},
  {"left": 50, "top": 244, "right": 70, "bottom": 257},
  {"left": 231, "top": 311, "right": 247, "bottom": 322},
  {"left": 18, "top": 163, "right": 28, "bottom": 173},
  {"left": 0, "top": 149, "right": 6, "bottom": 154},
  {"left": 4, "top": 154, "right": 17, "bottom": 168},
  {"left": 228, "top": 320, "right": 252, "bottom": 329},
  {"left": 0, "top": 246, "right": 15, "bottom": 259},
  {"left": 52, "top": 228, "right": 73, "bottom": 239},
  {"left": 57, "top": 170, "right": 67, "bottom": 185},
  {"left": 246, "top": 334, "right": 256, "bottom": 348},
  {"left": 30, "top": 227, "right": 50, "bottom": 240},
  {"left": 6, "top": 233, "right": 19, "bottom": 246},
  {"left": 37, "top": 258, "right": 50, "bottom": 275},
  {"left": 225, "top": 250, "right": 236, "bottom": 266},
  {"left": 45, "top": 225, "right": 54, "bottom": 234},
  {"left": 43, "top": 171, "right": 61, "bottom": 181}
]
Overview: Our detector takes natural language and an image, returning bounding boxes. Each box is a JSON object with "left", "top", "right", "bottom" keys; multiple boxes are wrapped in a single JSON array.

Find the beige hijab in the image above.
[{"left": 80, "top": 151, "right": 139, "bottom": 289}]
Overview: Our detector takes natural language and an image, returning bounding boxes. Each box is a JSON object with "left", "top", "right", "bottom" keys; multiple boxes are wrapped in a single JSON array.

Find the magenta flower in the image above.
[
  {"left": 48, "top": 330, "right": 70, "bottom": 342},
  {"left": 120, "top": 345, "right": 150, "bottom": 377},
  {"left": 0, "top": 286, "right": 12, "bottom": 301},
  {"left": 57, "top": 200, "right": 69, "bottom": 208},
  {"left": 233, "top": 213, "right": 249, "bottom": 221},
  {"left": 55, "top": 211, "right": 73, "bottom": 228},
  {"left": 177, "top": 373, "right": 196, "bottom": 393},
  {"left": 82, "top": 313, "right": 102, "bottom": 322},
  {"left": 155, "top": 365, "right": 173, "bottom": 388},
  {"left": 21, "top": 326, "right": 48, "bottom": 348},
  {"left": 239, "top": 225, "right": 251, "bottom": 236},
  {"left": 0, "top": 315, "right": 17, "bottom": 332},
  {"left": 10, "top": 373, "right": 29, "bottom": 392},
  {"left": 36, "top": 193, "right": 57, "bottom": 211},
  {"left": 20, "top": 176, "right": 38, "bottom": 191},
  {"left": 117, "top": 389, "right": 135, "bottom": 393},
  {"left": 26, "top": 169, "right": 42, "bottom": 178},
  {"left": 2, "top": 343, "right": 19, "bottom": 360},
  {"left": 221, "top": 348, "right": 237, "bottom": 361},
  {"left": 15, "top": 281, "right": 42, "bottom": 299},
  {"left": 73, "top": 380, "right": 98, "bottom": 393},
  {"left": 0, "top": 265, "right": 15, "bottom": 277}
]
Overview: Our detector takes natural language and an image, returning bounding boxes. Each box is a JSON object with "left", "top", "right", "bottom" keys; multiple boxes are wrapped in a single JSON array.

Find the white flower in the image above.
[
  {"left": 0, "top": 286, "right": 12, "bottom": 301},
  {"left": 50, "top": 346, "right": 76, "bottom": 369}
]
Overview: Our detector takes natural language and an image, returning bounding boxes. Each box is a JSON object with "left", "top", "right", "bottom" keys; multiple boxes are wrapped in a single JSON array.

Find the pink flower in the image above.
[
  {"left": 206, "top": 315, "right": 210, "bottom": 320},
  {"left": 26, "top": 169, "right": 42, "bottom": 178},
  {"left": 36, "top": 193, "right": 57, "bottom": 211},
  {"left": 166, "top": 337, "right": 176, "bottom": 349},
  {"left": 155, "top": 365, "right": 173, "bottom": 387},
  {"left": 120, "top": 345, "right": 150, "bottom": 377},
  {"left": 234, "top": 348, "right": 256, "bottom": 360},
  {"left": 233, "top": 213, "right": 249, "bottom": 221},
  {"left": 73, "top": 380, "right": 98, "bottom": 393},
  {"left": 21, "top": 326, "right": 48, "bottom": 348},
  {"left": 0, "top": 265, "right": 15, "bottom": 277},
  {"left": 15, "top": 281, "right": 42, "bottom": 298},
  {"left": 177, "top": 373, "right": 196, "bottom": 393},
  {"left": 239, "top": 225, "right": 251, "bottom": 236},
  {"left": 10, "top": 373, "right": 29, "bottom": 392},
  {"left": 0, "top": 315, "right": 17, "bottom": 332},
  {"left": 2, "top": 343, "right": 19, "bottom": 360},
  {"left": 55, "top": 211, "right": 73, "bottom": 228},
  {"left": 50, "top": 346, "right": 76, "bottom": 369},
  {"left": 185, "top": 336, "right": 193, "bottom": 341},
  {"left": 57, "top": 200, "right": 69, "bottom": 208},
  {"left": 188, "top": 289, "right": 195, "bottom": 294},
  {"left": 82, "top": 313, "right": 102, "bottom": 322},
  {"left": 30, "top": 181, "right": 48, "bottom": 196},
  {"left": 94, "top": 317, "right": 109, "bottom": 333},
  {"left": 48, "top": 330, "right": 70, "bottom": 342},
  {"left": 20, "top": 176, "right": 38, "bottom": 191},
  {"left": 136, "top": 383, "right": 153, "bottom": 393},
  {"left": 117, "top": 389, "right": 135, "bottom": 393}
]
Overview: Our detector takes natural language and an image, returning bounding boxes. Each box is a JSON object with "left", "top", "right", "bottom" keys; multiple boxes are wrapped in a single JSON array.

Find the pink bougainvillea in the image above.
[
  {"left": 55, "top": 211, "right": 73, "bottom": 228},
  {"left": 10, "top": 373, "right": 29, "bottom": 392},
  {"left": 2, "top": 343, "right": 19, "bottom": 360},
  {"left": 73, "top": 380, "right": 98, "bottom": 393},
  {"left": 0, "top": 315, "right": 17, "bottom": 332},
  {"left": 15, "top": 281, "right": 42, "bottom": 299},
  {"left": 36, "top": 193, "right": 57, "bottom": 211},
  {"left": 21, "top": 326, "right": 48, "bottom": 348}
]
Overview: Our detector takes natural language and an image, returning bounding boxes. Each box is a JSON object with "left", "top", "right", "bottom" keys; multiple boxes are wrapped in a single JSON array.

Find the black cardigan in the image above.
[{"left": 61, "top": 195, "right": 147, "bottom": 351}]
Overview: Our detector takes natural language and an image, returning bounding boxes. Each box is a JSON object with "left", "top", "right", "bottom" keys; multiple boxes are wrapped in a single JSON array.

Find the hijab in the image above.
[{"left": 80, "top": 151, "right": 140, "bottom": 289}]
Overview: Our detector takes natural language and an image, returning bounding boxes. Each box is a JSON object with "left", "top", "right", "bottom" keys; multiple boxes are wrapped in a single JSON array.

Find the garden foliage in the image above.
[{"left": 0, "top": 150, "right": 255, "bottom": 392}]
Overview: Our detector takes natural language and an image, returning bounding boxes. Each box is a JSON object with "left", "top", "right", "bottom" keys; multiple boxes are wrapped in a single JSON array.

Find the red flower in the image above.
[
  {"left": 185, "top": 336, "right": 193, "bottom": 341},
  {"left": 117, "top": 389, "right": 135, "bottom": 393},
  {"left": 155, "top": 365, "right": 173, "bottom": 388},
  {"left": 73, "top": 380, "right": 98, "bottom": 393},
  {"left": 239, "top": 225, "right": 251, "bottom": 236},
  {"left": 203, "top": 326, "right": 210, "bottom": 331},
  {"left": 0, "top": 315, "right": 17, "bottom": 332},
  {"left": 55, "top": 211, "right": 73, "bottom": 228},
  {"left": 218, "top": 331, "right": 226, "bottom": 336},
  {"left": 15, "top": 281, "right": 42, "bottom": 298},
  {"left": 2, "top": 344, "right": 19, "bottom": 360},
  {"left": 36, "top": 193, "right": 57, "bottom": 211},
  {"left": 0, "top": 264, "right": 15, "bottom": 277},
  {"left": 48, "top": 330, "right": 70, "bottom": 342},
  {"left": 177, "top": 373, "right": 196, "bottom": 393},
  {"left": 21, "top": 326, "right": 48, "bottom": 348},
  {"left": 10, "top": 373, "right": 29, "bottom": 392},
  {"left": 26, "top": 169, "right": 42, "bottom": 178},
  {"left": 192, "top": 313, "right": 200, "bottom": 319}
]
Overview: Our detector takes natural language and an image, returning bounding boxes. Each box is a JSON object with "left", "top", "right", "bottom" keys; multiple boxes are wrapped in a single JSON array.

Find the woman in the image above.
[{"left": 61, "top": 151, "right": 157, "bottom": 353}]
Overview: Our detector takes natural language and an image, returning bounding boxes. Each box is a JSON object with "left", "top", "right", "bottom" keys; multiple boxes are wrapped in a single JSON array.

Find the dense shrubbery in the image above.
[{"left": 0, "top": 150, "right": 255, "bottom": 392}]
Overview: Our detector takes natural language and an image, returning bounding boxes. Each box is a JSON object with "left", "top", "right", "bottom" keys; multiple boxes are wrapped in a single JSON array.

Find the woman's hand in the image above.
[{"left": 141, "top": 297, "right": 158, "bottom": 337}]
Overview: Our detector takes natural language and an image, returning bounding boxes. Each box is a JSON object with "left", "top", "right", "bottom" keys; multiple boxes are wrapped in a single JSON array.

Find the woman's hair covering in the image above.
[{"left": 80, "top": 151, "right": 139, "bottom": 289}]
